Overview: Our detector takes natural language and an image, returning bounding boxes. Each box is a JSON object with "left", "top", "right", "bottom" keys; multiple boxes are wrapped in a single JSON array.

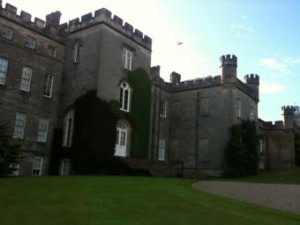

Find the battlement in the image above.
[
  {"left": 1, "top": 3, "right": 66, "bottom": 41},
  {"left": 157, "top": 75, "right": 222, "bottom": 92},
  {"left": 66, "top": 8, "right": 152, "bottom": 50},
  {"left": 245, "top": 74, "right": 259, "bottom": 85},
  {"left": 220, "top": 54, "right": 237, "bottom": 67},
  {"left": 282, "top": 105, "right": 297, "bottom": 116},
  {"left": 259, "top": 119, "right": 285, "bottom": 130}
]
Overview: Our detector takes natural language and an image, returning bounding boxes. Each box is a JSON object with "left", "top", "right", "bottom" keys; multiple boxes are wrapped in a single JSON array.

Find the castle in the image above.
[{"left": 0, "top": 3, "right": 297, "bottom": 176}]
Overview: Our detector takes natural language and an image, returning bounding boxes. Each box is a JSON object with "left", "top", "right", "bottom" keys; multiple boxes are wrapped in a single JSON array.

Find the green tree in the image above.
[
  {"left": 0, "top": 124, "right": 22, "bottom": 176},
  {"left": 224, "top": 120, "right": 259, "bottom": 177}
]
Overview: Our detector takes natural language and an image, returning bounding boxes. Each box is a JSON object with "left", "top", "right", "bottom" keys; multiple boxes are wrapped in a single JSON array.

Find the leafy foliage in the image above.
[
  {"left": 224, "top": 120, "right": 259, "bottom": 177},
  {"left": 72, "top": 90, "right": 117, "bottom": 174},
  {"left": 0, "top": 124, "right": 22, "bottom": 176},
  {"left": 128, "top": 68, "right": 152, "bottom": 158}
]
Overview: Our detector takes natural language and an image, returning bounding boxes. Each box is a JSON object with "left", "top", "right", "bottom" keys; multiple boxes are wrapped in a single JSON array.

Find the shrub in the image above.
[
  {"left": 0, "top": 124, "right": 22, "bottom": 176},
  {"left": 224, "top": 120, "right": 259, "bottom": 177}
]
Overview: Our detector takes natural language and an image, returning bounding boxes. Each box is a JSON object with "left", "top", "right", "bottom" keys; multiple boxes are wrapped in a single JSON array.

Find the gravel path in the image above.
[{"left": 192, "top": 181, "right": 300, "bottom": 215}]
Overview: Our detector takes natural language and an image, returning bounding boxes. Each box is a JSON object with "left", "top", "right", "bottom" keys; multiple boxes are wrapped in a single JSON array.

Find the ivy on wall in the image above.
[
  {"left": 224, "top": 120, "right": 259, "bottom": 177},
  {"left": 128, "top": 68, "right": 152, "bottom": 158},
  {"left": 72, "top": 90, "right": 117, "bottom": 174}
]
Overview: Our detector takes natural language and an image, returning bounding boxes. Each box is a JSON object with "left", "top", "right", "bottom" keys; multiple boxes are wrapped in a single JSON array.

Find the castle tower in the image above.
[
  {"left": 282, "top": 106, "right": 296, "bottom": 129},
  {"left": 220, "top": 54, "right": 237, "bottom": 84},
  {"left": 245, "top": 74, "right": 260, "bottom": 101},
  {"left": 170, "top": 71, "right": 181, "bottom": 84},
  {"left": 46, "top": 11, "right": 61, "bottom": 27}
]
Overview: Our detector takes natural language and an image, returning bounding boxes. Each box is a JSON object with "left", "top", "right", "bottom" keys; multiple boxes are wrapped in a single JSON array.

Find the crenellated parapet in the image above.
[
  {"left": 259, "top": 119, "right": 285, "bottom": 130},
  {"left": 220, "top": 54, "right": 237, "bottom": 67},
  {"left": 65, "top": 8, "right": 152, "bottom": 50},
  {"left": 282, "top": 105, "right": 297, "bottom": 116},
  {"left": 1, "top": 3, "right": 66, "bottom": 41},
  {"left": 156, "top": 75, "right": 222, "bottom": 93},
  {"left": 245, "top": 74, "right": 259, "bottom": 85}
]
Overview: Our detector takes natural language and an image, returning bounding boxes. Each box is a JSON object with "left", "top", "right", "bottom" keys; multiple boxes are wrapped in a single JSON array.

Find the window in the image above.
[
  {"left": 0, "top": 58, "right": 8, "bottom": 85},
  {"left": 159, "top": 100, "right": 167, "bottom": 117},
  {"left": 63, "top": 110, "right": 74, "bottom": 147},
  {"left": 48, "top": 45, "right": 56, "bottom": 57},
  {"left": 0, "top": 26, "right": 13, "bottom": 40},
  {"left": 60, "top": 159, "right": 71, "bottom": 176},
  {"left": 122, "top": 48, "right": 133, "bottom": 70},
  {"left": 236, "top": 100, "right": 241, "bottom": 118},
  {"left": 13, "top": 112, "right": 26, "bottom": 139},
  {"left": 120, "top": 82, "right": 131, "bottom": 112},
  {"left": 37, "top": 118, "right": 49, "bottom": 143},
  {"left": 32, "top": 156, "right": 43, "bottom": 176},
  {"left": 115, "top": 120, "right": 128, "bottom": 157},
  {"left": 9, "top": 163, "right": 20, "bottom": 176},
  {"left": 43, "top": 74, "right": 54, "bottom": 97},
  {"left": 249, "top": 108, "right": 255, "bottom": 121},
  {"left": 24, "top": 36, "right": 36, "bottom": 49},
  {"left": 73, "top": 41, "right": 80, "bottom": 63},
  {"left": 20, "top": 66, "right": 32, "bottom": 92},
  {"left": 158, "top": 139, "right": 166, "bottom": 161},
  {"left": 198, "top": 139, "right": 210, "bottom": 162}
]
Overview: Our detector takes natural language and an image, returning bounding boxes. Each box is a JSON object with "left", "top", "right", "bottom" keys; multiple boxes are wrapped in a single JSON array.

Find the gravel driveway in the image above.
[{"left": 192, "top": 181, "right": 300, "bottom": 215}]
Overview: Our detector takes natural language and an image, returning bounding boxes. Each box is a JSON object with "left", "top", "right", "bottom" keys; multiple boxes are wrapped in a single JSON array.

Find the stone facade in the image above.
[{"left": 0, "top": 2, "right": 296, "bottom": 176}]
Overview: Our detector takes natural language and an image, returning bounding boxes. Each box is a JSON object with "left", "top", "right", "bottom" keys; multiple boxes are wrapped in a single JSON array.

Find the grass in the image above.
[
  {"left": 0, "top": 176, "right": 299, "bottom": 225},
  {"left": 222, "top": 167, "right": 300, "bottom": 184}
]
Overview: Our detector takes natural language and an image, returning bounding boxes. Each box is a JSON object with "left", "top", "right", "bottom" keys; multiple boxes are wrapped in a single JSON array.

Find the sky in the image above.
[{"left": 3, "top": 0, "right": 300, "bottom": 122}]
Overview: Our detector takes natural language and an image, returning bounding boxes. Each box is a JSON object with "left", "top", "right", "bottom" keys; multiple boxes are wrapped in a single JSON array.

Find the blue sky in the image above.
[{"left": 3, "top": 0, "right": 300, "bottom": 121}]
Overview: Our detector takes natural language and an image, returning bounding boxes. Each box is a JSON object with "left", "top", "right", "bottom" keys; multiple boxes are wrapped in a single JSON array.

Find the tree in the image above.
[
  {"left": 0, "top": 124, "right": 22, "bottom": 176},
  {"left": 295, "top": 133, "right": 300, "bottom": 166},
  {"left": 224, "top": 120, "right": 259, "bottom": 177}
]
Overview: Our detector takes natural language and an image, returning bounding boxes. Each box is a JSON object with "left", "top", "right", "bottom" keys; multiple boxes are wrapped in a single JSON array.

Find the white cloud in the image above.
[
  {"left": 259, "top": 58, "right": 289, "bottom": 76},
  {"left": 260, "top": 80, "right": 285, "bottom": 94},
  {"left": 230, "top": 22, "right": 254, "bottom": 39}
]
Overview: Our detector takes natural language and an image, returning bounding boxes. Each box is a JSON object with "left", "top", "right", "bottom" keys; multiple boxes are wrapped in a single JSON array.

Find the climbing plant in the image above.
[
  {"left": 224, "top": 120, "right": 259, "bottom": 177},
  {"left": 72, "top": 90, "right": 117, "bottom": 174},
  {"left": 0, "top": 124, "right": 22, "bottom": 176},
  {"left": 128, "top": 68, "right": 152, "bottom": 158}
]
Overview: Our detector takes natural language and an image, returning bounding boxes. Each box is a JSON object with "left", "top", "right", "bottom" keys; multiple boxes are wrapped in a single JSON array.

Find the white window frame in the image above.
[
  {"left": 60, "top": 159, "right": 71, "bottom": 176},
  {"left": 159, "top": 100, "right": 167, "bottom": 117},
  {"left": 73, "top": 41, "right": 80, "bottom": 63},
  {"left": 0, "top": 57, "right": 8, "bottom": 85},
  {"left": 158, "top": 139, "right": 166, "bottom": 161},
  {"left": 249, "top": 109, "right": 255, "bottom": 121},
  {"left": 63, "top": 110, "right": 74, "bottom": 147},
  {"left": 43, "top": 74, "right": 54, "bottom": 98},
  {"left": 122, "top": 48, "right": 133, "bottom": 70},
  {"left": 37, "top": 118, "right": 49, "bottom": 143},
  {"left": 13, "top": 112, "right": 26, "bottom": 139},
  {"left": 20, "top": 66, "right": 32, "bottom": 92},
  {"left": 24, "top": 36, "right": 36, "bottom": 49},
  {"left": 9, "top": 163, "right": 20, "bottom": 176},
  {"left": 32, "top": 156, "right": 43, "bottom": 176},
  {"left": 236, "top": 100, "right": 241, "bottom": 118},
  {"left": 0, "top": 26, "right": 13, "bottom": 40},
  {"left": 120, "top": 82, "right": 131, "bottom": 112},
  {"left": 48, "top": 45, "right": 56, "bottom": 58}
]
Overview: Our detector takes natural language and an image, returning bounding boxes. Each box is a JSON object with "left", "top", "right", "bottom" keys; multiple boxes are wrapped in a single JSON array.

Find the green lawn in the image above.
[
  {"left": 0, "top": 176, "right": 299, "bottom": 225},
  {"left": 222, "top": 167, "right": 300, "bottom": 184}
]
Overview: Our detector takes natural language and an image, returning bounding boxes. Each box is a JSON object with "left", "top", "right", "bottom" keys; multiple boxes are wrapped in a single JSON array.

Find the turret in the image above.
[
  {"left": 245, "top": 74, "right": 260, "bottom": 101},
  {"left": 170, "top": 71, "right": 181, "bottom": 84},
  {"left": 46, "top": 11, "right": 61, "bottom": 27},
  {"left": 282, "top": 105, "right": 296, "bottom": 129},
  {"left": 220, "top": 54, "right": 237, "bottom": 84}
]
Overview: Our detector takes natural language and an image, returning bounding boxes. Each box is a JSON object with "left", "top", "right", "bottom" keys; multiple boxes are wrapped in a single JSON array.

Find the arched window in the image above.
[
  {"left": 73, "top": 40, "right": 81, "bottom": 63},
  {"left": 120, "top": 82, "right": 131, "bottom": 112}
]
